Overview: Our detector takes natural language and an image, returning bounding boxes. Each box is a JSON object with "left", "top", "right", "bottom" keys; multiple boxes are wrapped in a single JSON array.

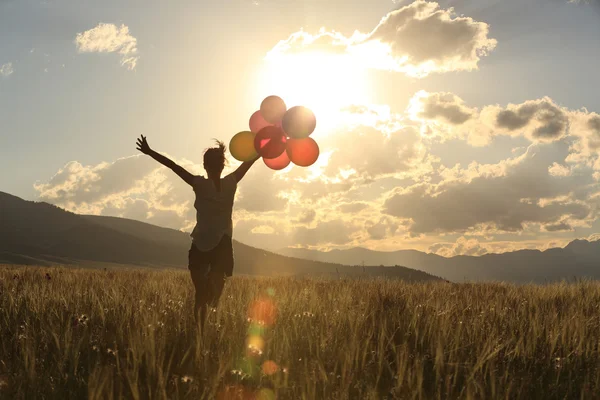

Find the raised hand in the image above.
[{"left": 136, "top": 135, "right": 151, "bottom": 155}]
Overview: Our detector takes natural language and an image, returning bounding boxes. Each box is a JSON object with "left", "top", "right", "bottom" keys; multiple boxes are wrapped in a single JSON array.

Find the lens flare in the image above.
[
  {"left": 261, "top": 360, "right": 279, "bottom": 376},
  {"left": 247, "top": 322, "right": 267, "bottom": 337},
  {"left": 248, "top": 297, "right": 277, "bottom": 327},
  {"left": 246, "top": 335, "right": 265, "bottom": 357}
]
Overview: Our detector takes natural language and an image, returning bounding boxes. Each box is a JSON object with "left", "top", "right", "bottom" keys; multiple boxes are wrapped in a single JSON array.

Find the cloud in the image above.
[
  {"left": 34, "top": 155, "right": 199, "bottom": 230},
  {"left": 268, "top": 1, "right": 497, "bottom": 77},
  {"left": 429, "top": 236, "right": 488, "bottom": 257},
  {"left": 235, "top": 167, "right": 290, "bottom": 212},
  {"left": 408, "top": 91, "right": 475, "bottom": 125},
  {"left": 322, "top": 124, "right": 432, "bottom": 181},
  {"left": 339, "top": 202, "right": 369, "bottom": 213},
  {"left": 364, "top": 1, "right": 497, "bottom": 76},
  {"left": 295, "top": 209, "right": 316, "bottom": 224},
  {"left": 33, "top": 94, "right": 600, "bottom": 254},
  {"left": 491, "top": 98, "right": 569, "bottom": 141},
  {"left": 365, "top": 217, "right": 399, "bottom": 240},
  {"left": 0, "top": 62, "right": 13, "bottom": 77},
  {"left": 383, "top": 141, "right": 596, "bottom": 235},
  {"left": 75, "top": 23, "right": 139, "bottom": 70},
  {"left": 408, "top": 92, "right": 594, "bottom": 148},
  {"left": 548, "top": 162, "right": 572, "bottom": 177}
]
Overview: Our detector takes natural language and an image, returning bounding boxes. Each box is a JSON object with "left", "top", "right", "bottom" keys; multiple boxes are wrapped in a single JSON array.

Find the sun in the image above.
[{"left": 257, "top": 51, "right": 373, "bottom": 132}]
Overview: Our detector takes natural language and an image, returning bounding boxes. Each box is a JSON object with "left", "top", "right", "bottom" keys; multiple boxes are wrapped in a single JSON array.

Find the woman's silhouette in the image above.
[{"left": 136, "top": 135, "right": 257, "bottom": 328}]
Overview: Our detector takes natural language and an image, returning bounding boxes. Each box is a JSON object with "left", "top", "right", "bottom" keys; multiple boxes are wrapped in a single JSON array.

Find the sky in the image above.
[{"left": 1, "top": 0, "right": 600, "bottom": 255}]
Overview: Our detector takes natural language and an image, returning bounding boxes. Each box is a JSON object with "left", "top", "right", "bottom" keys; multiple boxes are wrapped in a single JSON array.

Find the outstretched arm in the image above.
[
  {"left": 136, "top": 135, "right": 195, "bottom": 186},
  {"left": 233, "top": 156, "right": 259, "bottom": 183}
]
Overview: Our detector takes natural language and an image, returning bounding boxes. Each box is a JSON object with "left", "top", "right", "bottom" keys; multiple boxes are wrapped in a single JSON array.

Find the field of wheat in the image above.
[{"left": 1, "top": 266, "right": 600, "bottom": 399}]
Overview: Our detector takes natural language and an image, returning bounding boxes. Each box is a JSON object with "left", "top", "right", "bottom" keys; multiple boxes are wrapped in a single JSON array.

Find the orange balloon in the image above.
[
  {"left": 249, "top": 110, "right": 270, "bottom": 134},
  {"left": 254, "top": 126, "right": 287, "bottom": 159},
  {"left": 282, "top": 106, "right": 316, "bottom": 139},
  {"left": 229, "top": 131, "right": 257, "bottom": 162},
  {"left": 263, "top": 150, "right": 290, "bottom": 170},
  {"left": 286, "top": 137, "right": 319, "bottom": 167},
  {"left": 260, "top": 95, "right": 287, "bottom": 124}
]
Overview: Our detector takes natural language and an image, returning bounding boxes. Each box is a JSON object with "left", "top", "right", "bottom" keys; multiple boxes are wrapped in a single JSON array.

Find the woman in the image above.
[{"left": 136, "top": 135, "right": 257, "bottom": 327}]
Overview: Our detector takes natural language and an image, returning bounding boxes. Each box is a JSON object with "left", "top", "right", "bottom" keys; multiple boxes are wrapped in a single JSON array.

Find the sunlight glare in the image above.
[{"left": 259, "top": 51, "right": 373, "bottom": 133}]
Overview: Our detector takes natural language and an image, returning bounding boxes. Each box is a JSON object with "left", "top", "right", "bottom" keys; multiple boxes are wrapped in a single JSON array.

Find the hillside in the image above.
[
  {"left": 0, "top": 192, "right": 440, "bottom": 282},
  {"left": 279, "top": 240, "right": 600, "bottom": 283}
]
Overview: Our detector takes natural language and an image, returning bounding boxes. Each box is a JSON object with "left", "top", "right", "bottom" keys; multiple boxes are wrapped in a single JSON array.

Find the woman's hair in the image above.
[{"left": 203, "top": 139, "right": 227, "bottom": 173}]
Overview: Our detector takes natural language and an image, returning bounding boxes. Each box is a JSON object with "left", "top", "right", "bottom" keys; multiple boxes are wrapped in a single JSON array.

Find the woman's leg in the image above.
[
  {"left": 188, "top": 245, "right": 211, "bottom": 328},
  {"left": 208, "top": 236, "right": 234, "bottom": 307}
]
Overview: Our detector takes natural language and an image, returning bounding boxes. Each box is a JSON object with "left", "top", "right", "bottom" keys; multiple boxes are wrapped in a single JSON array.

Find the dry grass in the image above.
[{"left": 1, "top": 266, "right": 600, "bottom": 399}]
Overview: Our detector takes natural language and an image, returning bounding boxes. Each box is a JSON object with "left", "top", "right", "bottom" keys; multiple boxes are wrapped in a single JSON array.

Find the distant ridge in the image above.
[
  {"left": 0, "top": 192, "right": 440, "bottom": 282},
  {"left": 279, "top": 238, "right": 600, "bottom": 283}
]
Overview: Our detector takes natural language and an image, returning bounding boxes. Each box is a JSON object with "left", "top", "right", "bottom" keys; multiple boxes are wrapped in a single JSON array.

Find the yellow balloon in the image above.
[{"left": 229, "top": 131, "right": 257, "bottom": 162}]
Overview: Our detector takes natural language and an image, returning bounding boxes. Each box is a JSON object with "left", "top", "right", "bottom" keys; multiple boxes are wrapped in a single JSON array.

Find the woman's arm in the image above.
[
  {"left": 233, "top": 156, "right": 259, "bottom": 183},
  {"left": 136, "top": 135, "right": 195, "bottom": 186}
]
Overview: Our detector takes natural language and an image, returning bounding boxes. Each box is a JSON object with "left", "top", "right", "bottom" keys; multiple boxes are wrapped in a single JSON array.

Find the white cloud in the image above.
[
  {"left": 548, "top": 162, "right": 572, "bottom": 177},
  {"left": 267, "top": 1, "right": 497, "bottom": 77},
  {"left": 75, "top": 23, "right": 139, "bottom": 70},
  {"left": 0, "top": 62, "right": 14, "bottom": 77}
]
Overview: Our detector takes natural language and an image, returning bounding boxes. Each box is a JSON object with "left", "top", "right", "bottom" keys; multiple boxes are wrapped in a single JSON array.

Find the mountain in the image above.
[
  {"left": 0, "top": 192, "right": 440, "bottom": 282},
  {"left": 279, "top": 241, "right": 600, "bottom": 283}
]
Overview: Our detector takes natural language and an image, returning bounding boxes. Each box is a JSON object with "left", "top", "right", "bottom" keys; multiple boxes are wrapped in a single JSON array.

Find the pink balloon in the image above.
[
  {"left": 260, "top": 95, "right": 287, "bottom": 124},
  {"left": 249, "top": 110, "right": 271, "bottom": 134},
  {"left": 264, "top": 150, "right": 290, "bottom": 171}
]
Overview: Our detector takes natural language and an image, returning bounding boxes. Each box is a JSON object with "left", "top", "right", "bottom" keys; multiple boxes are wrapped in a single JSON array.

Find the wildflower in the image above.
[
  {"left": 180, "top": 375, "right": 194, "bottom": 383},
  {"left": 107, "top": 348, "right": 117, "bottom": 356},
  {"left": 74, "top": 314, "right": 88, "bottom": 327}
]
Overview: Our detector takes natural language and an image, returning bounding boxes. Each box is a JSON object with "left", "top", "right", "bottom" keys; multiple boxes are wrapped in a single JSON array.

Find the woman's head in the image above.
[{"left": 203, "top": 140, "right": 227, "bottom": 175}]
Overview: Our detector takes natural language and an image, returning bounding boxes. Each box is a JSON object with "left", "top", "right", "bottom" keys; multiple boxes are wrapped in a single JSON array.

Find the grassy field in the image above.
[{"left": 1, "top": 266, "right": 600, "bottom": 399}]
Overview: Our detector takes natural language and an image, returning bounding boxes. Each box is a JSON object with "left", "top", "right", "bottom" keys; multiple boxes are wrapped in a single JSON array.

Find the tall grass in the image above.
[{"left": 1, "top": 266, "right": 600, "bottom": 399}]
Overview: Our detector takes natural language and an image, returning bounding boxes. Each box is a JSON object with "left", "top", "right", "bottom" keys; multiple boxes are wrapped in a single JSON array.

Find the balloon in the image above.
[
  {"left": 282, "top": 106, "right": 316, "bottom": 139},
  {"left": 286, "top": 137, "right": 320, "bottom": 167},
  {"left": 249, "top": 110, "right": 270, "bottom": 134},
  {"left": 229, "top": 131, "right": 258, "bottom": 162},
  {"left": 254, "top": 126, "right": 287, "bottom": 159},
  {"left": 260, "top": 95, "right": 287, "bottom": 124},
  {"left": 263, "top": 149, "right": 290, "bottom": 170}
]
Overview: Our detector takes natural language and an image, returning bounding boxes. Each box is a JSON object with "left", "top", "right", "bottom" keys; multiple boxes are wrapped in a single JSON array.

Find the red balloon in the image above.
[
  {"left": 264, "top": 149, "right": 290, "bottom": 170},
  {"left": 254, "top": 126, "right": 287, "bottom": 159},
  {"left": 260, "top": 95, "right": 287, "bottom": 124},
  {"left": 249, "top": 110, "right": 271, "bottom": 134},
  {"left": 286, "top": 137, "right": 320, "bottom": 167},
  {"left": 282, "top": 106, "right": 316, "bottom": 139}
]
